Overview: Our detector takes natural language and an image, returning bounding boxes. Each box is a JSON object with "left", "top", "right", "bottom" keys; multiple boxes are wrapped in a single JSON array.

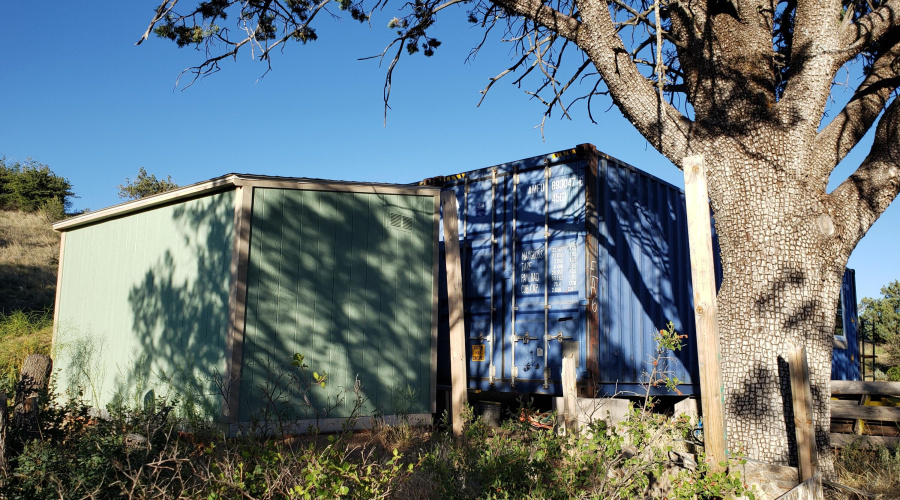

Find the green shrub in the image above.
[
  {"left": 0, "top": 157, "right": 74, "bottom": 213},
  {"left": 0, "top": 309, "right": 52, "bottom": 394},
  {"left": 886, "top": 365, "right": 900, "bottom": 382}
]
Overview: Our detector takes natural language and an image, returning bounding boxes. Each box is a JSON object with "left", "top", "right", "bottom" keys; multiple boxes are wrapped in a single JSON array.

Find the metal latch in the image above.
[
  {"left": 511, "top": 331, "right": 539, "bottom": 345},
  {"left": 552, "top": 331, "right": 574, "bottom": 343},
  {"left": 469, "top": 332, "right": 488, "bottom": 342}
]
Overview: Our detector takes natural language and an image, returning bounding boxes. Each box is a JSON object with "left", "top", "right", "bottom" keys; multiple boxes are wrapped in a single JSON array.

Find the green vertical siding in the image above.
[
  {"left": 54, "top": 191, "right": 235, "bottom": 418},
  {"left": 239, "top": 188, "right": 434, "bottom": 422}
]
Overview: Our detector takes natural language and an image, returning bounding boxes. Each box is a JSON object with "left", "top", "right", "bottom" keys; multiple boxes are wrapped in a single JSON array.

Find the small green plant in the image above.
[{"left": 886, "top": 365, "right": 900, "bottom": 382}]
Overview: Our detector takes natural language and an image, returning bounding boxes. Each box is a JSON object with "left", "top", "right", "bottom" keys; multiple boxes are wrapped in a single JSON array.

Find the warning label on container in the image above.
[{"left": 471, "top": 344, "right": 485, "bottom": 362}]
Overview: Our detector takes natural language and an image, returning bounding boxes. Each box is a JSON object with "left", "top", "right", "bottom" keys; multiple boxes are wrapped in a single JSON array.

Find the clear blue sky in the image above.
[{"left": 1, "top": 1, "right": 897, "bottom": 301}]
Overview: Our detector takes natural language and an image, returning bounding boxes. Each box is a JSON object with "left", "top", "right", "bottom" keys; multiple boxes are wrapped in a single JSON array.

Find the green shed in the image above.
[{"left": 51, "top": 175, "right": 440, "bottom": 432}]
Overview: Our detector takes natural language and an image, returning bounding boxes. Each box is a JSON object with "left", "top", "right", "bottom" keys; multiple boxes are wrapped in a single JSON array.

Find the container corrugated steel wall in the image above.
[
  {"left": 831, "top": 269, "right": 861, "bottom": 381},
  {"left": 238, "top": 188, "right": 435, "bottom": 421},
  {"left": 54, "top": 191, "right": 235, "bottom": 416},
  {"left": 435, "top": 145, "right": 859, "bottom": 398},
  {"left": 435, "top": 145, "right": 700, "bottom": 396}
]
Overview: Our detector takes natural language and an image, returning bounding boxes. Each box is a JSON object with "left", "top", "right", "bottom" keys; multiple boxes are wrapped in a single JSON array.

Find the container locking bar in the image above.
[
  {"left": 542, "top": 164, "right": 551, "bottom": 389},
  {"left": 510, "top": 168, "right": 519, "bottom": 388},
  {"left": 489, "top": 167, "right": 497, "bottom": 386}
]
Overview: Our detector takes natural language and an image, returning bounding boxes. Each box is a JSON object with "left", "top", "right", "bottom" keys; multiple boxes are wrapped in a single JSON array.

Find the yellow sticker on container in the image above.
[{"left": 471, "top": 345, "right": 485, "bottom": 362}]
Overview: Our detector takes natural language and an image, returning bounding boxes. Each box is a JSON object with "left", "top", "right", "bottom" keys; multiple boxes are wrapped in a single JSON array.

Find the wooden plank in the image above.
[
  {"left": 830, "top": 433, "right": 900, "bottom": 448},
  {"left": 831, "top": 405, "right": 900, "bottom": 421},
  {"left": 788, "top": 346, "right": 818, "bottom": 481},
  {"left": 239, "top": 178, "right": 440, "bottom": 197},
  {"left": 682, "top": 155, "right": 727, "bottom": 472},
  {"left": 778, "top": 473, "right": 823, "bottom": 500},
  {"left": 441, "top": 191, "right": 467, "bottom": 438},
  {"left": 561, "top": 355, "right": 578, "bottom": 435},
  {"left": 430, "top": 194, "right": 440, "bottom": 414},
  {"left": 831, "top": 380, "right": 900, "bottom": 396}
]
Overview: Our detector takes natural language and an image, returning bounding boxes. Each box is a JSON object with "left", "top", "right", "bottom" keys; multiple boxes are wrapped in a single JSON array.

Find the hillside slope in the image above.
[{"left": 0, "top": 210, "right": 59, "bottom": 313}]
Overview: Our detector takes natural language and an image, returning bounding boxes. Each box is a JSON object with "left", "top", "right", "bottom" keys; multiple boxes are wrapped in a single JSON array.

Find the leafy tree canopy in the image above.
[
  {"left": 117, "top": 167, "right": 179, "bottom": 200},
  {"left": 860, "top": 280, "right": 900, "bottom": 345},
  {"left": 0, "top": 157, "right": 75, "bottom": 213}
]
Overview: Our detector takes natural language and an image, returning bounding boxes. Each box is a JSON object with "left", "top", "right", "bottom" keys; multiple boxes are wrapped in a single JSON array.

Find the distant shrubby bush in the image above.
[{"left": 0, "top": 157, "right": 74, "bottom": 214}]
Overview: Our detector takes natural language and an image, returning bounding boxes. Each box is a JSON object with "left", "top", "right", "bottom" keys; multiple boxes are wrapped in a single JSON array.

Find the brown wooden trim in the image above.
[
  {"left": 830, "top": 433, "right": 900, "bottom": 448},
  {"left": 50, "top": 231, "right": 66, "bottom": 358},
  {"left": 580, "top": 143, "right": 600, "bottom": 395},
  {"left": 223, "top": 186, "right": 254, "bottom": 423},
  {"left": 831, "top": 405, "right": 900, "bottom": 421},
  {"left": 239, "top": 178, "right": 440, "bottom": 197},
  {"left": 53, "top": 175, "right": 240, "bottom": 231},
  {"left": 430, "top": 194, "right": 440, "bottom": 414},
  {"left": 831, "top": 381, "right": 900, "bottom": 396}
]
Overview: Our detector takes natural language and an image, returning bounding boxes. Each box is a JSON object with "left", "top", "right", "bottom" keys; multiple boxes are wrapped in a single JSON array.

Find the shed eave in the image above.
[{"left": 52, "top": 174, "right": 242, "bottom": 232}]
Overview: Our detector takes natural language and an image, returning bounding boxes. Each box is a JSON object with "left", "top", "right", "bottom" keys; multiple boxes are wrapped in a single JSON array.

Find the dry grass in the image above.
[
  {"left": 830, "top": 444, "right": 900, "bottom": 499},
  {"left": 0, "top": 209, "right": 60, "bottom": 313}
]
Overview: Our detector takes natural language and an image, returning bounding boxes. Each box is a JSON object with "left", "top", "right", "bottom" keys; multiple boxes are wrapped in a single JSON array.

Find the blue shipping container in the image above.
[{"left": 430, "top": 144, "right": 860, "bottom": 398}]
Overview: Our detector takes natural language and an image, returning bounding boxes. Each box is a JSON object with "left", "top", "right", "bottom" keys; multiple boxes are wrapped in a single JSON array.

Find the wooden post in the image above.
[
  {"left": 682, "top": 155, "right": 727, "bottom": 471},
  {"left": 561, "top": 355, "right": 578, "bottom": 435},
  {"left": 788, "top": 345, "right": 818, "bottom": 481},
  {"left": 441, "top": 191, "right": 467, "bottom": 438}
]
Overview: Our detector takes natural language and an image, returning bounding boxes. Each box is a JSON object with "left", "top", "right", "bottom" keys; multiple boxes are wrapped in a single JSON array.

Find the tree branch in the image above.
[
  {"left": 813, "top": 42, "right": 900, "bottom": 177},
  {"left": 830, "top": 96, "right": 900, "bottom": 254},
  {"left": 838, "top": 0, "right": 900, "bottom": 65},
  {"left": 569, "top": 0, "right": 695, "bottom": 162},
  {"left": 489, "top": 0, "right": 582, "bottom": 41},
  {"left": 137, "top": 0, "right": 180, "bottom": 46},
  {"left": 778, "top": 0, "right": 843, "bottom": 138}
]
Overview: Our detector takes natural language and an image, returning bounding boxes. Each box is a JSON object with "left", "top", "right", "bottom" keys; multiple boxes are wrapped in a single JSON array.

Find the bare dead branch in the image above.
[{"left": 137, "top": 0, "right": 180, "bottom": 46}]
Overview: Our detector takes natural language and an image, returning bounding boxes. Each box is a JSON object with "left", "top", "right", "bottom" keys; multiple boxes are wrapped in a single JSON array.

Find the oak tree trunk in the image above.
[{"left": 707, "top": 150, "right": 843, "bottom": 474}]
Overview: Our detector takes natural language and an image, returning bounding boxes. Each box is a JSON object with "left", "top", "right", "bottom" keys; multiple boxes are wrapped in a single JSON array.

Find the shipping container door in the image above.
[
  {"left": 438, "top": 173, "right": 508, "bottom": 391},
  {"left": 507, "top": 161, "right": 586, "bottom": 393}
]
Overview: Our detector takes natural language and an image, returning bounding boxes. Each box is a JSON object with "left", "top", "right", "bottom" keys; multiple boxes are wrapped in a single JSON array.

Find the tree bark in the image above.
[
  {"left": 13, "top": 354, "right": 53, "bottom": 437},
  {"left": 706, "top": 150, "right": 843, "bottom": 475}
]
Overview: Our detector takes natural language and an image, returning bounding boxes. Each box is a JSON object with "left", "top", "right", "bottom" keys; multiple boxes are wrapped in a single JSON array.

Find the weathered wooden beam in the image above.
[
  {"left": 831, "top": 405, "right": 900, "bottom": 421},
  {"left": 831, "top": 380, "right": 900, "bottom": 396},
  {"left": 441, "top": 191, "right": 467, "bottom": 438},
  {"left": 788, "top": 346, "right": 818, "bottom": 482},
  {"left": 829, "top": 433, "right": 900, "bottom": 448},
  {"left": 682, "top": 155, "right": 727, "bottom": 471},
  {"left": 779, "top": 473, "right": 823, "bottom": 500}
]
